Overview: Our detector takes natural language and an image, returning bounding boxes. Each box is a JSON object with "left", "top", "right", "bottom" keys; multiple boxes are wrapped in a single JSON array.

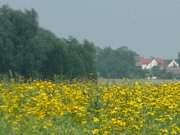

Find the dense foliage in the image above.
[
  {"left": 97, "top": 46, "right": 145, "bottom": 78},
  {"left": 0, "top": 5, "right": 97, "bottom": 79},
  {"left": 0, "top": 5, "right": 146, "bottom": 80},
  {"left": 0, "top": 81, "right": 179, "bottom": 134},
  {"left": 178, "top": 52, "right": 180, "bottom": 65}
]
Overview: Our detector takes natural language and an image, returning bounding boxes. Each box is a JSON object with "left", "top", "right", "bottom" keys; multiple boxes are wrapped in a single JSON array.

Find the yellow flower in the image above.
[
  {"left": 92, "top": 128, "right": 99, "bottom": 134},
  {"left": 93, "top": 117, "right": 99, "bottom": 123}
]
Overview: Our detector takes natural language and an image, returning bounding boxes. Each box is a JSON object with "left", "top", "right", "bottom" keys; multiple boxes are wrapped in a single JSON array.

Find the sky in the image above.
[{"left": 1, "top": 0, "right": 180, "bottom": 59}]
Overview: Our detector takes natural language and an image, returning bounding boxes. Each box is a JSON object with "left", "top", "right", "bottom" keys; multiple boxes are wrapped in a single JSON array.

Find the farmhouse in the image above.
[
  {"left": 137, "top": 57, "right": 166, "bottom": 70},
  {"left": 167, "top": 59, "right": 179, "bottom": 68},
  {"left": 137, "top": 56, "right": 180, "bottom": 71}
]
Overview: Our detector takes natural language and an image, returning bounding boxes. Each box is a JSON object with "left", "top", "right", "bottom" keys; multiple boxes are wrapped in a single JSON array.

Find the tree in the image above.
[
  {"left": 178, "top": 52, "right": 180, "bottom": 65},
  {"left": 81, "top": 40, "right": 97, "bottom": 78},
  {"left": 0, "top": 5, "right": 39, "bottom": 77},
  {"left": 97, "top": 46, "right": 141, "bottom": 78},
  {"left": 41, "top": 38, "right": 67, "bottom": 78},
  {"left": 0, "top": 5, "right": 99, "bottom": 80}
]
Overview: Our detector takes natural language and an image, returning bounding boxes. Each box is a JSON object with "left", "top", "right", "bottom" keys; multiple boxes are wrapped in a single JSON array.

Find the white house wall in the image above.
[
  {"left": 168, "top": 60, "right": 179, "bottom": 68},
  {"left": 146, "top": 59, "right": 158, "bottom": 69},
  {"left": 142, "top": 64, "right": 147, "bottom": 70}
]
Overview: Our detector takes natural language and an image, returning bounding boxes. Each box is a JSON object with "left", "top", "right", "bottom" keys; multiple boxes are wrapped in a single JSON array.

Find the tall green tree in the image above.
[
  {"left": 0, "top": 5, "right": 39, "bottom": 77},
  {"left": 178, "top": 52, "right": 180, "bottom": 65},
  {"left": 81, "top": 40, "right": 97, "bottom": 78},
  {"left": 97, "top": 46, "right": 142, "bottom": 78},
  {"left": 0, "top": 5, "right": 98, "bottom": 79}
]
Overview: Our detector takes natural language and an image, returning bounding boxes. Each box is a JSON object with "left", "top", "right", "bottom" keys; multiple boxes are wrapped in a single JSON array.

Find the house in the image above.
[
  {"left": 166, "top": 60, "right": 180, "bottom": 76},
  {"left": 137, "top": 56, "right": 180, "bottom": 70},
  {"left": 137, "top": 57, "right": 151, "bottom": 69},
  {"left": 137, "top": 57, "right": 165, "bottom": 70},
  {"left": 137, "top": 56, "right": 180, "bottom": 79},
  {"left": 167, "top": 60, "right": 179, "bottom": 68},
  {"left": 146, "top": 59, "right": 159, "bottom": 69}
]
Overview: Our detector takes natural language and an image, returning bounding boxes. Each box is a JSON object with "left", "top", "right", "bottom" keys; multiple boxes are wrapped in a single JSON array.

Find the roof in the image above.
[
  {"left": 138, "top": 56, "right": 180, "bottom": 67},
  {"left": 139, "top": 57, "right": 151, "bottom": 65},
  {"left": 138, "top": 57, "right": 166, "bottom": 67}
]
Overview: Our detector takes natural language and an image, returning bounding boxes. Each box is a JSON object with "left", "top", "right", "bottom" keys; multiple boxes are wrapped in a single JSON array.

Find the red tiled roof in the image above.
[
  {"left": 139, "top": 57, "right": 151, "bottom": 65},
  {"left": 138, "top": 57, "right": 166, "bottom": 67}
]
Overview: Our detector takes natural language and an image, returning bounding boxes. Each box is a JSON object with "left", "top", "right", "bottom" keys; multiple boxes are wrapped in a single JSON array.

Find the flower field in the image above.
[{"left": 0, "top": 81, "right": 180, "bottom": 135}]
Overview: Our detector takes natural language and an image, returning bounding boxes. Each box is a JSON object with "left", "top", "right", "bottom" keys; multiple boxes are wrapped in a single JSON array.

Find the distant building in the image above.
[
  {"left": 166, "top": 60, "right": 180, "bottom": 76},
  {"left": 136, "top": 57, "right": 180, "bottom": 79},
  {"left": 137, "top": 56, "right": 180, "bottom": 77},
  {"left": 137, "top": 57, "right": 151, "bottom": 70},
  {"left": 167, "top": 60, "right": 179, "bottom": 68},
  {"left": 137, "top": 57, "right": 165, "bottom": 70}
]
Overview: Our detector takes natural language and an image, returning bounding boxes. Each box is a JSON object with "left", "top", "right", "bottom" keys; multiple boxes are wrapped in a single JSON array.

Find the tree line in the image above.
[
  {"left": 96, "top": 46, "right": 145, "bottom": 78},
  {"left": 0, "top": 5, "right": 97, "bottom": 80},
  {"left": 0, "top": 5, "right": 180, "bottom": 80}
]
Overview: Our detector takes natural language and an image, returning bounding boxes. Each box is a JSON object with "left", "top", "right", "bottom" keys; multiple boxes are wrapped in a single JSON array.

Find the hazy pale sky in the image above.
[{"left": 1, "top": 0, "right": 180, "bottom": 58}]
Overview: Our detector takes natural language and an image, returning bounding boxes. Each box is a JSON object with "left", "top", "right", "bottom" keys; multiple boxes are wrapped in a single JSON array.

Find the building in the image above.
[
  {"left": 137, "top": 57, "right": 151, "bottom": 70},
  {"left": 167, "top": 60, "right": 179, "bottom": 68},
  {"left": 137, "top": 56, "right": 180, "bottom": 79},
  {"left": 166, "top": 59, "right": 180, "bottom": 76},
  {"left": 137, "top": 57, "right": 165, "bottom": 70}
]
